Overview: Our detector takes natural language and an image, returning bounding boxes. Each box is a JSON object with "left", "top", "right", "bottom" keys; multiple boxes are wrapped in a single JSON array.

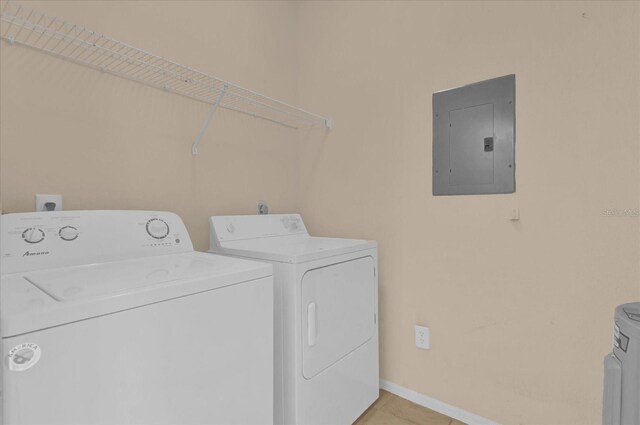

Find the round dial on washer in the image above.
[
  {"left": 22, "top": 228, "right": 45, "bottom": 244},
  {"left": 146, "top": 218, "right": 170, "bottom": 239},
  {"left": 59, "top": 226, "right": 79, "bottom": 241}
]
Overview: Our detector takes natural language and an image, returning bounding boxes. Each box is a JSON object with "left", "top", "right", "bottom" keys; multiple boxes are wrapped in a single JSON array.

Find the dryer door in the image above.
[{"left": 301, "top": 256, "right": 375, "bottom": 379}]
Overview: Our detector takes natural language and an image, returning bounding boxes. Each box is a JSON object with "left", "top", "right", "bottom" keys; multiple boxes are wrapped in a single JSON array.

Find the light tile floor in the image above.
[{"left": 354, "top": 390, "right": 465, "bottom": 425}]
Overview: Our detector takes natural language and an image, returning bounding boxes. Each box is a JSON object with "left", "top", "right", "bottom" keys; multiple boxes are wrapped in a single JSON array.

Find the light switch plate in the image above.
[{"left": 35, "top": 194, "right": 62, "bottom": 211}]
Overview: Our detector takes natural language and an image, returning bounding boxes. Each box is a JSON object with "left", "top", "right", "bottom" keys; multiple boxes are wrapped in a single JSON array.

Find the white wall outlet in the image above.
[
  {"left": 415, "top": 325, "right": 430, "bottom": 350},
  {"left": 35, "top": 194, "right": 62, "bottom": 212}
]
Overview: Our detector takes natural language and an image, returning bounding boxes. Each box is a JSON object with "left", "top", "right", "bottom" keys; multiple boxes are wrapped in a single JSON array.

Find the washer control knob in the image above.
[
  {"left": 59, "top": 226, "right": 79, "bottom": 241},
  {"left": 22, "top": 228, "right": 45, "bottom": 244},
  {"left": 146, "top": 218, "right": 170, "bottom": 239},
  {"left": 226, "top": 223, "right": 235, "bottom": 233}
]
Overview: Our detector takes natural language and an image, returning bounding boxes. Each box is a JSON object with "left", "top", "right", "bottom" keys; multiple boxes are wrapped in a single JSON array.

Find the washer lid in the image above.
[
  {"left": 213, "top": 235, "right": 376, "bottom": 264},
  {"left": 26, "top": 254, "right": 223, "bottom": 302},
  {"left": 1, "top": 252, "right": 272, "bottom": 337}
]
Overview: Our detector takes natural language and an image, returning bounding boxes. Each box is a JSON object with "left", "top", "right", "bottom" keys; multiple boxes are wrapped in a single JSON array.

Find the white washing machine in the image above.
[
  {"left": 1, "top": 210, "right": 274, "bottom": 425},
  {"left": 209, "top": 214, "right": 379, "bottom": 425}
]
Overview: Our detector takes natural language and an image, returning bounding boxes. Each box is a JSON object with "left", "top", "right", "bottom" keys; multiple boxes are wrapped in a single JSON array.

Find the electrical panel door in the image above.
[{"left": 433, "top": 74, "right": 515, "bottom": 195}]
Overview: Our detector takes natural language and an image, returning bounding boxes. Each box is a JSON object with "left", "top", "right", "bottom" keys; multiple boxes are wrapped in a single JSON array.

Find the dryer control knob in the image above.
[
  {"left": 59, "top": 226, "right": 79, "bottom": 241},
  {"left": 226, "top": 223, "right": 235, "bottom": 233},
  {"left": 146, "top": 218, "right": 170, "bottom": 239},
  {"left": 22, "top": 228, "right": 45, "bottom": 244}
]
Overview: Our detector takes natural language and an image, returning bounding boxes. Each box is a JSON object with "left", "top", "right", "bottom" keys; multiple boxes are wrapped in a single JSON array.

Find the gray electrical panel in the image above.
[{"left": 433, "top": 75, "right": 515, "bottom": 195}]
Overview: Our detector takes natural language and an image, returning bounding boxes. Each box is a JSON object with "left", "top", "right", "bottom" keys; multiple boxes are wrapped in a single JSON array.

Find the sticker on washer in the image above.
[{"left": 7, "top": 343, "right": 41, "bottom": 371}]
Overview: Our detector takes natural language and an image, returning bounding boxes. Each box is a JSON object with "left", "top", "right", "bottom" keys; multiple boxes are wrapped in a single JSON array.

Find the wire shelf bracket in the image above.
[
  {"left": 0, "top": 1, "right": 332, "bottom": 155},
  {"left": 192, "top": 84, "right": 228, "bottom": 155}
]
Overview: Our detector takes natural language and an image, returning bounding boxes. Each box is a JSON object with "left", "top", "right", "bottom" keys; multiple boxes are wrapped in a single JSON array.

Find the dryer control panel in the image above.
[
  {"left": 1, "top": 211, "right": 193, "bottom": 274},
  {"left": 210, "top": 214, "right": 308, "bottom": 244}
]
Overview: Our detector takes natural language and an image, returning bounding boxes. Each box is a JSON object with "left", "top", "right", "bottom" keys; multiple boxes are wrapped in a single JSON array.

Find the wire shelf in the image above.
[{"left": 0, "top": 1, "right": 331, "bottom": 153}]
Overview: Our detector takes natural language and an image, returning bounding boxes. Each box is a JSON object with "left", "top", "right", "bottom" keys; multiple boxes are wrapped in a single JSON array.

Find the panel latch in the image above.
[{"left": 484, "top": 137, "right": 494, "bottom": 152}]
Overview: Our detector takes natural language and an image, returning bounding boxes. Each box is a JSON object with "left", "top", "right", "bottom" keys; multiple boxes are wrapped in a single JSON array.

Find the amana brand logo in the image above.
[
  {"left": 7, "top": 343, "right": 42, "bottom": 372},
  {"left": 23, "top": 250, "right": 50, "bottom": 257}
]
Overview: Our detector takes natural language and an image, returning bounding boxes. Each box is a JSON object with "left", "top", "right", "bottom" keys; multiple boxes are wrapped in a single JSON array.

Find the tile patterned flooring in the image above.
[{"left": 354, "top": 390, "right": 465, "bottom": 425}]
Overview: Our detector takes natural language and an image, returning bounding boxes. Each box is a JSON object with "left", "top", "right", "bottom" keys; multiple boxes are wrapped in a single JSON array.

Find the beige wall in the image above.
[
  {"left": 2, "top": 1, "right": 640, "bottom": 425},
  {"left": 1, "top": 0, "right": 302, "bottom": 250},
  {"left": 297, "top": 1, "right": 640, "bottom": 424}
]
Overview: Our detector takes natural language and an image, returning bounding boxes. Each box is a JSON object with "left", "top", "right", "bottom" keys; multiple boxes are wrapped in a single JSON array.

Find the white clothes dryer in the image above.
[{"left": 209, "top": 214, "right": 379, "bottom": 425}]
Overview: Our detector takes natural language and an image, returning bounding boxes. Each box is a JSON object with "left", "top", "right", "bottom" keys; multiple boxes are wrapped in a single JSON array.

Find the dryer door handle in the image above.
[{"left": 307, "top": 302, "right": 317, "bottom": 347}]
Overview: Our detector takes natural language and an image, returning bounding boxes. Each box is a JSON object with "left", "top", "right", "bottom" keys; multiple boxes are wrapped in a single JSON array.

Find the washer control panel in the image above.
[
  {"left": 19, "top": 225, "right": 80, "bottom": 244},
  {"left": 1, "top": 211, "right": 193, "bottom": 274}
]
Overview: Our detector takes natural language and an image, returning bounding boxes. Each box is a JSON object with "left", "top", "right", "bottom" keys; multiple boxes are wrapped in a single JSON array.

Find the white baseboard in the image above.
[{"left": 379, "top": 379, "right": 500, "bottom": 425}]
